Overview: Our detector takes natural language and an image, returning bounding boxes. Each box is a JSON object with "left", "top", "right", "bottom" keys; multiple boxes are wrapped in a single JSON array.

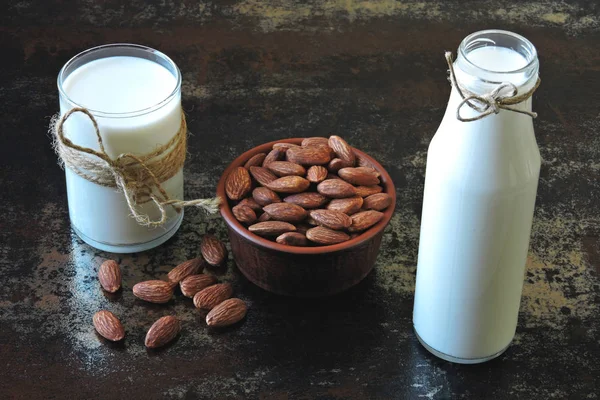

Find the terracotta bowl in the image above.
[{"left": 217, "top": 138, "right": 396, "bottom": 297}]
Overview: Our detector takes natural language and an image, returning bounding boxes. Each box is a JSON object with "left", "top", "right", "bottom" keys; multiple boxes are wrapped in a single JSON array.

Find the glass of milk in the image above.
[
  {"left": 57, "top": 44, "right": 184, "bottom": 253},
  {"left": 413, "top": 30, "right": 540, "bottom": 363}
]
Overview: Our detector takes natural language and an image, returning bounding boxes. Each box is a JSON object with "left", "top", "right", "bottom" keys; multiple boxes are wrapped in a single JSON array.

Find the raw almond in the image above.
[
  {"left": 193, "top": 283, "right": 233, "bottom": 310},
  {"left": 348, "top": 210, "right": 384, "bottom": 232},
  {"left": 309, "top": 209, "right": 352, "bottom": 230},
  {"left": 133, "top": 280, "right": 175, "bottom": 303},
  {"left": 145, "top": 316, "right": 180, "bottom": 349},
  {"left": 306, "top": 226, "right": 350, "bottom": 245},
  {"left": 266, "top": 161, "right": 306, "bottom": 177},
  {"left": 244, "top": 153, "right": 267, "bottom": 169},
  {"left": 328, "top": 158, "right": 353, "bottom": 172},
  {"left": 363, "top": 193, "right": 392, "bottom": 211},
  {"left": 306, "top": 165, "right": 328, "bottom": 183},
  {"left": 286, "top": 146, "right": 331, "bottom": 166},
  {"left": 248, "top": 221, "right": 297, "bottom": 236},
  {"left": 263, "top": 203, "right": 308, "bottom": 223},
  {"left": 355, "top": 185, "right": 383, "bottom": 198},
  {"left": 338, "top": 167, "right": 380, "bottom": 186},
  {"left": 283, "top": 192, "right": 328, "bottom": 209},
  {"left": 201, "top": 235, "right": 228, "bottom": 267},
  {"left": 232, "top": 204, "right": 257, "bottom": 224},
  {"left": 252, "top": 187, "right": 281, "bottom": 206},
  {"left": 262, "top": 148, "right": 285, "bottom": 166},
  {"left": 180, "top": 274, "right": 218, "bottom": 298},
  {"left": 225, "top": 167, "right": 252, "bottom": 201},
  {"left": 276, "top": 232, "right": 308, "bottom": 246},
  {"left": 317, "top": 179, "right": 357, "bottom": 198},
  {"left": 327, "top": 196, "right": 364, "bottom": 215},
  {"left": 273, "top": 142, "right": 299, "bottom": 151},
  {"left": 310, "top": 210, "right": 352, "bottom": 230},
  {"left": 93, "top": 310, "right": 125, "bottom": 341},
  {"left": 258, "top": 212, "right": 272, "bottom": 222},
  {"left": 168, "top": 258, "right": 204, "bottom": 283},
  {"left": 328, "top": 135, "right": 355, "bottom": 164},
  {"left": 266, "top": 176, "right": 310, "bottom": 193},
  {"left": 301, "top": 137, "right": 330, "bottom": 147},
  {"left": 206, "top": 298, "right": 248, "bottom": 327},
  {"left": 249, "top": 166, "right": 278, "bottom": 186},
  {"left": 98, "top": 260, "right": 121, "bottom": 293},
  {"left": 238, "top": 197, "right": 262, "bottom": 212}
]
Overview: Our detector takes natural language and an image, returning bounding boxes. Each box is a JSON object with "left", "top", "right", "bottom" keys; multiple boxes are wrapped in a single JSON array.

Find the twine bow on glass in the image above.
[
  {"left": 445, "top": 51, "right": 541, "bottom": 122},
  {"left": 52, "top": 107, "right": 221, "bottom": 227}
]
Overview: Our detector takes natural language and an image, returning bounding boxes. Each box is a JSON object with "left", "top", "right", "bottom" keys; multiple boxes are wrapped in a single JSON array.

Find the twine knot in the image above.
[
  {"left": 51, "top": 107, "right": 221, "bottom": 227},
  {"left": 445, "top": 51, "right": 540, "bottom": 122}
]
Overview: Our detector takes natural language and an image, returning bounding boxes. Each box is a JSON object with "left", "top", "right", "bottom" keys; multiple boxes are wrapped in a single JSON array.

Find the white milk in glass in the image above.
[
  {"left": 413, "top": 31, "right": 541, "bottom": 363},
  {"left": 58, "top": 46, "right": 184, "bottom": 253}
]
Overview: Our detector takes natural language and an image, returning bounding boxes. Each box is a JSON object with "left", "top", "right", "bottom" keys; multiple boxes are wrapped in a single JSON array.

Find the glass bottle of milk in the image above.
[{"left": 413, "top": 30, "right": 541, "bottom": 363}]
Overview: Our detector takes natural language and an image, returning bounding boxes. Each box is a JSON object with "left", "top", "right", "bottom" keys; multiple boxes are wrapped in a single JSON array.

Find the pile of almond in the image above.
[
  {"left": 93, "top": 235, "right": 248, "bottom": 348},
  {"left": 225, "top": 136, "right": 392, "bottom": 246}
]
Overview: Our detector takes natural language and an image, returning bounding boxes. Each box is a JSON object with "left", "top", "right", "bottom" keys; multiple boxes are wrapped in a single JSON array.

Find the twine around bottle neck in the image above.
[{"left": 445, "top": 51, "right": 541, "bottom": 122}]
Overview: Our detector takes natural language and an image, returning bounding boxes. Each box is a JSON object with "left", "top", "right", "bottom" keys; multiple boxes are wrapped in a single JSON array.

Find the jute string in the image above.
[
  {"left": 445, "top": 51, "right": 541, "bottom": 122},
  {"left": 51, "top": 107, "right": 221, "bottom": 227}
]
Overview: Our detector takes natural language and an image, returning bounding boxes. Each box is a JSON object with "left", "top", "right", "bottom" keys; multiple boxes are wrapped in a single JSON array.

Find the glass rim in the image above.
[
  {"left": 57, "top": 43, "right": 181, "bottom": 118},
  {"left": 458, "top": 29, "right": 538, "bottom": 75}
]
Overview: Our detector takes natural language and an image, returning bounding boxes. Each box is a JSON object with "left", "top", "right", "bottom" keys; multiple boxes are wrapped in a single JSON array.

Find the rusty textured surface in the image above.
[{"left": 1, "top": 0, "right": 599, "bottom": 398}]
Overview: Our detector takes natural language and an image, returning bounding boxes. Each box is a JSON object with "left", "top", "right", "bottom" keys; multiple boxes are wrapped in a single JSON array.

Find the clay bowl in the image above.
[{"left": 217, "top": 138, "right": 396, "bottom": 297}]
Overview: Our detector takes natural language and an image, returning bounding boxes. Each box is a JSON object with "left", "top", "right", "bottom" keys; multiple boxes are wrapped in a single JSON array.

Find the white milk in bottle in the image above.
[{"left": 413, "top": 30, "right": 541, "bottom": 363}]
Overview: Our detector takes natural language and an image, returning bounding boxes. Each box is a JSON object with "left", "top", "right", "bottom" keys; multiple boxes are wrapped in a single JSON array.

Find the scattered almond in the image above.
[
  {"left": 263, "top": 203, "right": 308, "bottom": 223},
  {"left": 145, "top": 316, "right": 180, "bottom": 349},
  {"left": 206, "top": 298, "right": 248, "bottom": 328},
  {"left": 348, "top": 210, "right": 384, "bottom": 232},
  {"left": 225, "top": 167, "right": 252, "bottom": 201},
  {"left": 180, "top": 274, "right": 218, "bottom": 298},
  {"left": 306, "top": 226, "right": 350, "bottom": 245},
  {"left": 133, "top": 280, "right": 175, "bottom": 304},
  {"left": 168, "top": 258, "right": 204, "bottom": 283},
  {"left": 98, "top": 260, "right": 121, "bottom": 293},
  {"left": 193, "top": 283, "right": 233, "bottom": 310},
  {"left": 93, "top": 310, "right": 125, "bottom": 341},
  {"left": 201, "top": 235, "right": 228, "bottom": 267},
  {"left": 309, "top": 209, "right": 352, "bottom": 230}
]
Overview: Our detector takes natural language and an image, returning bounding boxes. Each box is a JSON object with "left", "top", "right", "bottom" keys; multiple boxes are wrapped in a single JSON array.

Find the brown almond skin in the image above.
[
  {"left": 193, "top": 283, "right": 233, "bottom": 310},
  {"left": 301, "top": 137, "right": 330, "bottom": 147},
  {"left": 348, "top": 210, "right": 384, "bottom": 232},
  {"left": 306, "top": 226, "right": 350, "bottom": 245},
  {"left": 248, "top": 221, "right": 297, "bottom": 236},
  {"left": 306, "top": 165, "right": 328, "bottom": 183},
  {"left": 238, "top": 197, "right": 262, "bottom": 212},
  {"left": 252, "top": 187, "right": 281, "bottom": 206},
  {"left": 258, "top": 212, "right": 272, "bottom": 222},
  {"left": 93, "top": 310, "right": 125, "bottom": 341},
  {"left": 266, "top": 176, "right": 311, "bottom": 194},
  {"left": 232, "top": 204, "right": 257, "bottom": 224},
  {"left": 267, "top": 161, "right": 306, "bottom": 177},
  {"left": 276, "top": 232, "right": 308, "bottom": 246},
  {"left": 98, "top": 260, "right": 121, "bottom": 293},
  {"left": 262, "top": 148, "right": 285, "bottom": 166},
  {"left": 327, "top": 196, "right": 364, "bottom": 215},
  {"left": 309, "top": 209, "right": 352, "bottom": 230},
  {"left": 180, "top": 274, "right": 218, "bottom": 298},
  {"left": 355, "top": 185, "right": 383, "bottom": 198},
  {"left": 363, "top": 193, "right": 392, "bottom": 211},
  {"left": 249, "top": 166, "right": 278, "bottom": 186},
  {"left": 168, "top": 258, "right": 204, "bottom": 283},
  {"left": 263, "top": 203, "right": 308, "bottom": 222},
  {"left": 273, "top": 142, "right": 299, "bottom": 151},
  {"left": 206, "top": 298, "right": 248, "bottom": 328},
  {"left": 201, "top": 235, "right": 228, "bottom": 267},
  {"left": 283, "top": 192, "right": 328, "bottom": 209},
  {"left": 133, "top": 280, "right": 175, "bottom": 303},
  {"left": 326, "top": 173, "right": 342, "bottom": 180},
  {"left": 286, "top": 146, "right": 332, "bottom": 166},
  {"left": 145, "top": 316, "right": 180, "bottom": 349},
  {"left": 338, "top": 167, "right": 380, "bottom": 186},
  {"left": 225, "top": 167, "right": 252, "bottom": 201},
  {"left": 244, "top": 153, "right": 267, "bottom": 169},
  {"left": 317, "top": 179, "right": 357, "bottom": 199},
  {"left": 329, "top": 135, "right": 356, "bottom": 164},
  {"left": 328, "top": 158, "right": 353, "bottom": 173}
]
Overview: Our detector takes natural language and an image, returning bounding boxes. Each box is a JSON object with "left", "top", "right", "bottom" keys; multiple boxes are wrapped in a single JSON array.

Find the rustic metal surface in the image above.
[{"left": 1, "top": 1, "right": 599, "bottom": 398}]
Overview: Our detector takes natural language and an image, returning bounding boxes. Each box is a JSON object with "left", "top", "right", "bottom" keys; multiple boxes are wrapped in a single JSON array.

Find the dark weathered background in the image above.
[{"left": 1, "top": 1, "right": 599, "bottom": 398}]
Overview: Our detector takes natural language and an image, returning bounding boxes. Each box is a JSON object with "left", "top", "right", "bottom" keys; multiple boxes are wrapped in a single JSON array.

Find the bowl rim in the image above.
[{"left": 216, "top": 138, "right": 396, "bottom": 255}]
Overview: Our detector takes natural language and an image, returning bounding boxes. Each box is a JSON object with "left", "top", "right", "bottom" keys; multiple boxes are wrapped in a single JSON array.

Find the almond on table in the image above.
[
  {"left": 145, "top": 316, "right": 180, "bottom": 349},
  {"left": 93, "top": 310, "right": 125, "bottom": 341},
  {"left": 201, "top": 235, "right": 228, "bottom": 267},
  {"left": 98, "top": 260, "right": 121, "bottom": 293},
  {"left": 206, "top": 298, "right": 248, "bottom": 328}
]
